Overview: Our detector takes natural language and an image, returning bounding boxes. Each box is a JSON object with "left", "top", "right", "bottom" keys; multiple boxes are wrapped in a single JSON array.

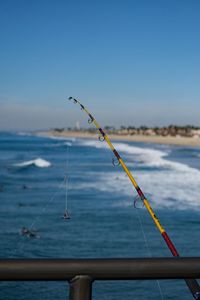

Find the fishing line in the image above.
[
  {"left": 134, "top": 199, "right": 164, "bottom": 300},
  {"left": 63, "top": 143, "right": 71, "bottom": 219},
  {"left": 24, "top": 142, "right": 72, "bottom": 230},
  {"left": 29, "top": 178, "right": 66, "bottom": 230},
  {"left": 64, "top": 176, "right": 69, "bottom": 212},
  {"left": 10, "top": 177, "right": 66, "bottom": 258},
  {"left": 9, "top": 140, "right": 73, "bottom": 258},
  {"left": 68, "top": 97, "right": 200, "bottom": 299}
]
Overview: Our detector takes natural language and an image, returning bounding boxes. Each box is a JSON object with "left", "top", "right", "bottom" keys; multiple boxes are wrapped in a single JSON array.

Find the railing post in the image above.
[{"left": 69, "top": 275, "right": 93, "bottom": 300}]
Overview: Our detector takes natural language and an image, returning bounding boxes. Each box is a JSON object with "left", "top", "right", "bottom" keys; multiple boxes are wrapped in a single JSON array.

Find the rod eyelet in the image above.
[
  {"left": 112, "top": 157, "right": 120, "bottom": 167},
  {"left": 98, "top": 135, "right": 105, "bottom": 142},
  {"left": 88, "top": 118, "right": 93, "bottom": 124}
]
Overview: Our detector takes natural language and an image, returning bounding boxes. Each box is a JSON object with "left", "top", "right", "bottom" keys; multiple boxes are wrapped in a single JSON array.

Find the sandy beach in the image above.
[{"left": 37, "top": 130, "right": 200, "bottom": 147}]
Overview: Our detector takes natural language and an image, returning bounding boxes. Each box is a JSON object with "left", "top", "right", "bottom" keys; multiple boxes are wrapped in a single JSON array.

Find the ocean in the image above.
[{"left": 0, "top": 132, "right": 200, "bottom": 300}]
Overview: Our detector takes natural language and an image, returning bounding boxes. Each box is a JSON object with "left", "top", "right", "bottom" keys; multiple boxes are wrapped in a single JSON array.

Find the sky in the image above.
[{"left": 0, "top": 0, "right": 200, "bottom": 130}]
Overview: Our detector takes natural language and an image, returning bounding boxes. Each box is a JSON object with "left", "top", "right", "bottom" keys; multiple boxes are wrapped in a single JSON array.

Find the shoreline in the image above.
[{"left": 37, "top": 130, "right": 200, "bottom": 147}]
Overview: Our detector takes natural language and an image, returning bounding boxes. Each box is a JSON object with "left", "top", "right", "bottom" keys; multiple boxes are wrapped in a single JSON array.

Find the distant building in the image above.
[{"left": 75, "top": 121, "right": 80, "bottom": 131}]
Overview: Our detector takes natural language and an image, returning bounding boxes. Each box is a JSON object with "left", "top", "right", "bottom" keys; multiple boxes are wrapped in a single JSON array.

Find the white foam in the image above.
[
  {"left": 72, "top": 168, "right": 200, "bottom": 210},
  {"left": 44, "top": 135, "right": 76, "bottom": 142},
  {"left": 77, "top": 140, "right": 200, "bottom": 210},
  {"left": 65, "top": 142, "right": 72, "bottom": 147},
  {"left": 79, "top": 140, "right": 108, "bottom": 149},
  {"left": 47, "top": 142, "right": 72, "bottom": 148},
  {"left": 17, "top": 132, "right": 32, "bottom": 136},
  {"left": 80, "top": 140, "right": 198, "bottom": 173},
  {"left": 14, "top": 158, "right": 51, "bottom": 168}
]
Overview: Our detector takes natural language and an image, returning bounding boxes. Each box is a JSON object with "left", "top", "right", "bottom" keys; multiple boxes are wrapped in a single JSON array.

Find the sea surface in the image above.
[{"left": 0, "top": 132, "right": 200, "bottom": 300}]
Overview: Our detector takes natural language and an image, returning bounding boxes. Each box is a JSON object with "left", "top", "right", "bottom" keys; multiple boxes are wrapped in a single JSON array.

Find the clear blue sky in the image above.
[{"left": 0, "top": 0, "right": 200, "bottom": 130}]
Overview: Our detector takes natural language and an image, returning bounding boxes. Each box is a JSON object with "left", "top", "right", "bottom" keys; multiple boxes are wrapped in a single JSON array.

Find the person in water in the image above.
[{"left": 21, "top": 227, "right": 39, "bottom": 238}]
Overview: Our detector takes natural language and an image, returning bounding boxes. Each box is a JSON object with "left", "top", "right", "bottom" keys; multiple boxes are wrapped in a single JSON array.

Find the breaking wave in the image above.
[
  {"left": 14, "top": 158, "right": 51, "bottom": 168},
  {"left": 46, "top": 142, "right": 72, "bottom": 148},
  {"left": 79, "top": 140, "right": 199, "bottom": 173},
  {"left": 45, "top": 135, "right": 76, "bottom": 142},
  {"left": 77, "top": 140, "right": 200, "bottom": 210}
]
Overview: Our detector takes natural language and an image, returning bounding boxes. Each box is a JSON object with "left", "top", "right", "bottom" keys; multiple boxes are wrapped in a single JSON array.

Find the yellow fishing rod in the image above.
[{"left": 68, "top": 97, "right": 200, "bottom": 299}]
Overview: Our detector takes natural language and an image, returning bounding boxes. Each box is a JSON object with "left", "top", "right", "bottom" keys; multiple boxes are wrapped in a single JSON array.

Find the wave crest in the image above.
[{"left": 14, "top": 158, "right": 51, "bottom": 168}]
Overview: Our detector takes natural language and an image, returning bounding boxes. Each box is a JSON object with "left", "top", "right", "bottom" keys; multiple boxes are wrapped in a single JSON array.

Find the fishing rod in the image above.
[{"left": 67, "top": 97, "right": 200, "bottom": 299}]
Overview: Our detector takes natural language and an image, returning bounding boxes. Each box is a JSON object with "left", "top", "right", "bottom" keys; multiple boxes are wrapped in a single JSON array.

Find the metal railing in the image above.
[{"left": 0, "top": 258, "right": 200, "bottom": 300}]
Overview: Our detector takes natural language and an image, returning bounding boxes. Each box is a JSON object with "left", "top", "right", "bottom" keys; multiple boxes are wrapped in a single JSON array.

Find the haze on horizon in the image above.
[{"left": 0, "top": 0, "right": 200, "bottom": 131}]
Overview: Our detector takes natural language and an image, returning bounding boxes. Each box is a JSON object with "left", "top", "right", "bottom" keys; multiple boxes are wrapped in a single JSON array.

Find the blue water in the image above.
[{"left": 0, "top": 132, "right": 200, "bottom": 299}]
